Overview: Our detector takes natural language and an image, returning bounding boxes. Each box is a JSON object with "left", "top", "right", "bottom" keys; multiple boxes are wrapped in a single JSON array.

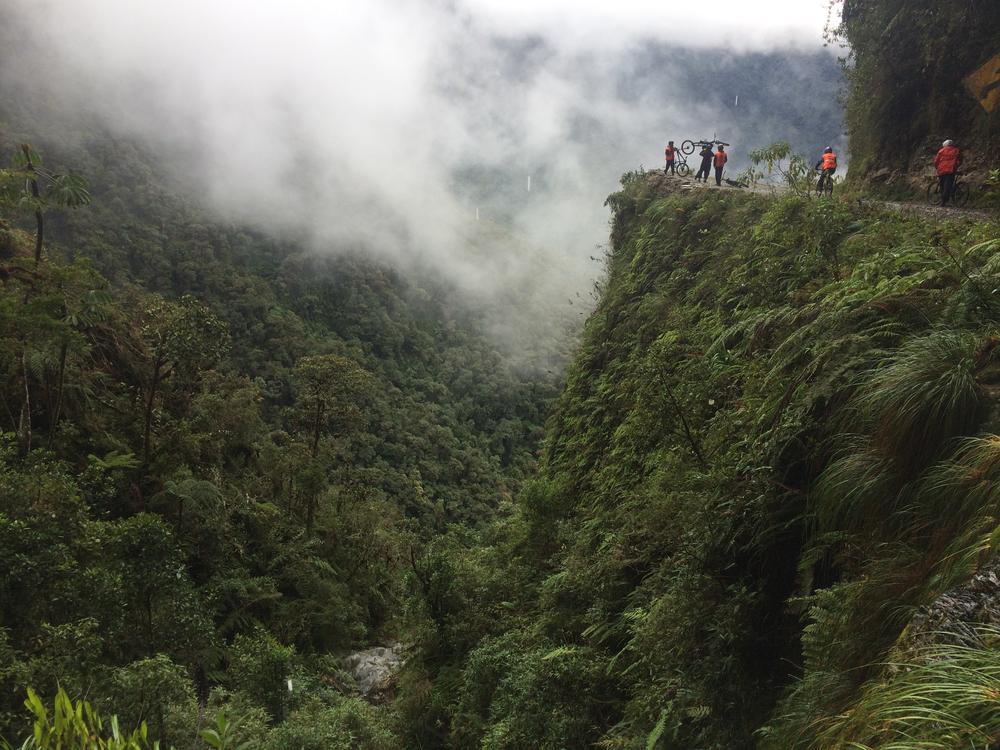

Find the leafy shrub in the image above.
[{"left": 3, "top": 688, "right": 154, "bottom": 750}]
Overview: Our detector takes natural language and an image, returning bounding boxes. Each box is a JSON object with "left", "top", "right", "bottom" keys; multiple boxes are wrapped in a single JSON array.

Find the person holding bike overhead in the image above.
[
  {"left": 934, "top": 139, "right": 962, "bottom": 206},
  {"left": 665, "top": 141, "right": 678, "bottom": 176},
  {"left": 815, "top": 147, "right": 837, "bottom": 194},
  {"left": 696, "top": 144, "right": 714, "bottom": 182}
]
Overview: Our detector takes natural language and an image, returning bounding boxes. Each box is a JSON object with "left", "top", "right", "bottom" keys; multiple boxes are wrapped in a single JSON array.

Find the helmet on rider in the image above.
[
  {"left": 824, "top": 147, "right": 833, "bottom": 153},
  {"left": 943, "top": 139, "right": 955, "bottom": 147}
]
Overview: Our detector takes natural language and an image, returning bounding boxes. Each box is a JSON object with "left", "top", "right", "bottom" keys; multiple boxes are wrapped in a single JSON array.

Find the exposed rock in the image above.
[
  {"left": 906, "top": 557, "right": 1000, "bottom": 649},
  {"left": 343, "top": 643, "right": 405, "bottom": 701},
  {"left": 868, "top": 167, "right": 897, "bottom": 184}
]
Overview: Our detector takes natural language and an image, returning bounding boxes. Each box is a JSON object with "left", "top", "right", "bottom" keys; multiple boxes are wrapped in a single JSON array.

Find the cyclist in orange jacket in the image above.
[
  {"left": 713, "top": 145, "right": 728, "bottom": 186},
  {"left": 815, "top": 147, "right": 838, "bottom": 193},
  {"left": 934, "top": 140, "right": 962, "bottom": 206},
  {"left": 664, "top": 141, "right": 678, "bottom": 176}
]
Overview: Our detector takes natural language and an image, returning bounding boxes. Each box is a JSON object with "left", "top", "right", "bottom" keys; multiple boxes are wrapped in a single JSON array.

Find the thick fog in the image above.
[{"left": 0, "top": 0, "right": 843, "bottom": 357}]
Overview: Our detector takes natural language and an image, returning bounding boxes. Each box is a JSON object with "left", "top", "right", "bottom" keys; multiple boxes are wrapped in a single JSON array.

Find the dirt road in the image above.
[{"left": 648, "top": 171, "right": 996, "bottom": 222}]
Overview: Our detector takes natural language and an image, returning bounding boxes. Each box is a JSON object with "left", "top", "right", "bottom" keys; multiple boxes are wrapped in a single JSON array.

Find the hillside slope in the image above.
[
  {"left": 0, "top": 127, "right": 562, "bottom": 746},
  {"left": 400, "top": 173, "right": 1000, "bottom": 749}
]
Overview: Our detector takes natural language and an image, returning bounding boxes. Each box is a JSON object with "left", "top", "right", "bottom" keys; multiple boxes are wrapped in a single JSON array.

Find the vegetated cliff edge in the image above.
[{"left": 401, "top": 172, "right": 1000, "bottom": 749}]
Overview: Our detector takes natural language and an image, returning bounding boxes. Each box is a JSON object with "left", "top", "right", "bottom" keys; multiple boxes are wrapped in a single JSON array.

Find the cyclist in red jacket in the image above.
[
  {"left": 713, "top": 145, "right": 728, "bottom": 186},
  {"left": 664, "top": 141, "right": 678, "bottom": 176},
  {"left": 934, "top": 140, "right": 962, "bottom": 206}
]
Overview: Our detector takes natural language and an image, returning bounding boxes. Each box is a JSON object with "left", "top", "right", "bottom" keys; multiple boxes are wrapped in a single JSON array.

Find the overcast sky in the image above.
[
  {"left": 1, "top": 0, "right": 843, "bottom": 361},
  {"left": 464, "top": 0, "right": 836, "bottom": 48}
]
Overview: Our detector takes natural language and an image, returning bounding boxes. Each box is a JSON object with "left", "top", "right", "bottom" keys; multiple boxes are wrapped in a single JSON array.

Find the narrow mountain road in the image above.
[
  {"left": 875, "top": 199, "right": 993, "bottom": 221},
  {"left": 650, "top": 172, "right": 995, "bottom": 222}
]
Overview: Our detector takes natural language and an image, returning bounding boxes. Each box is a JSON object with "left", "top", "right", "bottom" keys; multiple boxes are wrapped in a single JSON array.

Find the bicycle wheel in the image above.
[
  {"left": 926, "top": 181, "right": 943, "bottom": 206},
  {"left": 824, "top": 179, "right": 834, "bottom": 198},
  {"left": 680, "top": 140, "right": 695, "bottom": 155},
  {"left": 953, "top": 182, "right": 970, "bottom": 207},
  {"left": 676, "top": 162, "right": 691, "bottom": 177}
]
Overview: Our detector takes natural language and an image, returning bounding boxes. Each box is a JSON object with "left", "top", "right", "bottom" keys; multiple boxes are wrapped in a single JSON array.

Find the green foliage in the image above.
[
  {"left": 811, "top": 628, "right": 1000, "bottom": 749},
  {"left": 8, "top": 145, "right": 91, "bottom": 208},
  {"left": 0, "top": 143, "right": 90, "bottom": 263},
  {"left": 227, "top": 632, "right": 294, "bottom": 722},
  {"left": 0, "top": 126, "right": 559, "bottom": 747},
  {"left": 402, "top": 177, "right": 1000, "bottom": 749},
  {"left": 5, "top": 687, "right": 154, "bottom": 750},
  {"left": 102, "top": 655, "right": 193, "bottom": 747},
  {"left": 856, "top": 329, "right": 982, "bottom": 470},
  {"left": 292, "top": 353, "right": 373, "bottom": 450},
  {"left": 742, "top": 141, "right": 813, "bottom": 194},
  {"left": 263, "top": 698, "right": 399, "bottom": 750},
  {"left": 199, "top": 713, "right": 252, "bottom": 750},
  {"left": 9, "top": 46, "right": 1000, "bottom": 748}
]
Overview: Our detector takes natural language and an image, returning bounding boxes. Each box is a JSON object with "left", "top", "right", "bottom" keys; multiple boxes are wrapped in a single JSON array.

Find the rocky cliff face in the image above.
[{"left": 841, "top": 0, "right": 1000, "bottom": 188}]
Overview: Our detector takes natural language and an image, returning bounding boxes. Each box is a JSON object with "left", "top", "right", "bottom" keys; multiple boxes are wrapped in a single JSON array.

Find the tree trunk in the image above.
[
  {"left": 155, "top": 705, "right": 165, "bottom": 748},
  {"left": 1, "top": 390, "right": 18, "bottom": 433},
  {"left": 144, "top": 593, "right": 154, "bottom": 647},
  {"left": 143, "top": 358, "right": 164, "bottom": 468},
  {"left": 21, "top": 146, "right": 44, "bottom": 266},
  {"left": 307, "top": 400, "right": 325, "bottom": 536},
  {"left": 48, "top": 340, "right": 68, "bottom": 446},
  {"left": 19, "top": 342, "right": 32, "bottom": 453},
  {"left": 311, "top": 399, "right": 325, "bottom": 458},
  {"left": 32, "top": 208, "right": 43, "bottom": 266}
]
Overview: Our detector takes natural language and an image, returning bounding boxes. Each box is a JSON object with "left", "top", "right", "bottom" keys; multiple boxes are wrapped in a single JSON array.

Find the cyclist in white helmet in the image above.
[{"left": 934, "top": 139, "right": 962, "bottom": 206}]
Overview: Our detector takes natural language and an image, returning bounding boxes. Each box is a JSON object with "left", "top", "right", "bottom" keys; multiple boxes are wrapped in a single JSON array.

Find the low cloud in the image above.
[{"left": 0, "top": 0, "right": 843, "bottom": 361}]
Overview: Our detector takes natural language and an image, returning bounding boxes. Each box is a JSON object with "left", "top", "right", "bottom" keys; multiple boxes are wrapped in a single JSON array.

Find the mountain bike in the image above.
[
  {"left": 671, "top": 152, "right": 692, "bottom": 177},
  {"left": 681, "top": 138, "right": 729, "bottom": 156},
  {"left": 926, "top": 174, "right": 970, "bottom": 207},
  {"left": 811, "top": 167, "right": 835, "bottom": 198}
]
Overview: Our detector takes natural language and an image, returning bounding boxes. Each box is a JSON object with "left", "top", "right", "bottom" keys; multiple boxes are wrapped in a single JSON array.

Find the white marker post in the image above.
[{"left": 527, "top": 175, "right": 532, "bottom": 192}]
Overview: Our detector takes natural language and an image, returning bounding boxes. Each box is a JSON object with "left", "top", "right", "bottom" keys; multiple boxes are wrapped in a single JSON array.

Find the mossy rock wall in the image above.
[{"left": 842, "top": 0, "right": 1000, "bottom": 187}]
